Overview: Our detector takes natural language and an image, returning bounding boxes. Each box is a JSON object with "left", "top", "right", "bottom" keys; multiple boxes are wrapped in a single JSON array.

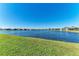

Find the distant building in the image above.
[
  {"left": 62, "top": 26, "right": 79, "bottom": 31},
  {"left": 62, "top": 27, "right": 69, "bottom": 31}
]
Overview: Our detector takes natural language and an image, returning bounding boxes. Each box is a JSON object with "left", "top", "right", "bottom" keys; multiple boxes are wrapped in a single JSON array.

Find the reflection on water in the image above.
[{"left": 0, "top": 30, "right": 79, "bottom": 43}]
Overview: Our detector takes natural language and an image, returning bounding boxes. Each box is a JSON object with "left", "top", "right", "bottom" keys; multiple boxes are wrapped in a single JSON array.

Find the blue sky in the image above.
[{"left": 0, "top": 3, "right": 79, "bottom": 28}]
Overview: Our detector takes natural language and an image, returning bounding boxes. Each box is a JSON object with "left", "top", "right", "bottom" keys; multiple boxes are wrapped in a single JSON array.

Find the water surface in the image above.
[{"left": 0, "top": 30, "right": 79, "bottom": 43}]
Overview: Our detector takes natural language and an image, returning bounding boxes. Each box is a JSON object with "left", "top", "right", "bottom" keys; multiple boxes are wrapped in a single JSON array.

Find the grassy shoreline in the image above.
[
  {"left": 0, "top": 34, "right": 79, "bottom": 56},
  {"left": 64, "top": 30, "right": 79, "bottom": 33}
]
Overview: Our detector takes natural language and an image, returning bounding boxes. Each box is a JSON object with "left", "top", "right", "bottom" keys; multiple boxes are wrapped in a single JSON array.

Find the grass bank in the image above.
[
  {"left": 65, "top": 30, "right": 79, "bottom": 33},
  {"left": 0, "top": 34, "right": 79, "bottom": 56}
]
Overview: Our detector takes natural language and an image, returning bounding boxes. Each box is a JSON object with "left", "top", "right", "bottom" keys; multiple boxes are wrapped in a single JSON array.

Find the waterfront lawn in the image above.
[
  {"left": 66, "top": 30, "right": 79, "bottom": 33},
  {"left": 0, "top": 34, "right": 79, "bottom": 56}
]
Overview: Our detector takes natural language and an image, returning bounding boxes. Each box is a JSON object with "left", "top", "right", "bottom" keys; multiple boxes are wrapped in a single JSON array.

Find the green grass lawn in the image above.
[
  {"left": 65, "top": 30, "right": 79, "bottom": 33},
  {"left": 0, "top": 34, "right": 79, "bottom": 56}
]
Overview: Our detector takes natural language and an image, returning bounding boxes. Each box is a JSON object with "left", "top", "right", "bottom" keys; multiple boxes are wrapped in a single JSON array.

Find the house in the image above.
[{"left": 62, "top": 26, "right": 79, "bottom": 31}]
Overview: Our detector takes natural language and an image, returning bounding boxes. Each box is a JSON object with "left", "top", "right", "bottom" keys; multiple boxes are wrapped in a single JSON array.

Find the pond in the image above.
[{"left": 0, "top": 30, "right": 79, "bottom": 43}]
